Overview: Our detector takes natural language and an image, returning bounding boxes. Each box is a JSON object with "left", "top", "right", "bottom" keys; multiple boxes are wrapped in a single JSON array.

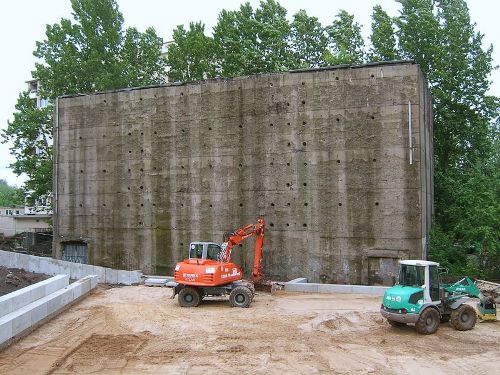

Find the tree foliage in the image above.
[
  {"left": 325, "top": 10, "right": 366, "bottom": 65},
  {"left": 369, "top": 5, "right": 399, "bottom": 61},
  {"left": 4, "top": 0, "right": 166, "bottom": 202},
  {"left": 0, "top": 180, "right": 24, "bottom": 207},
  {"left": 290, "top": 10, "right": 328, "bottom": 68},
  {"left": 167, "top": 22, "right": 217, "bottom": 82}
]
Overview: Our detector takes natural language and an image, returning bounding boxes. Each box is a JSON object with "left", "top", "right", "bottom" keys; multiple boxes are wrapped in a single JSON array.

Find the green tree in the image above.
[
  {"left": 369, "top": 5, "right": 399, "bottom": 61},
  {"left": 213, "top": 0, "right": 293, "bottom": 76},
  {"left": 4, "top": 0, "right": 166, "bottom": 202},
  {"left": 2, "top": 92, "right": 52, "bottom": 202},
  {"left": 325, "top": 10, "right": 365, "bottom": 65},
  {"left": 167, "top": 22, "right": 217, "bottom": 82},
  {"left": 0, "top": 180, "right": 24, "bottom": 207},
  {"left": 290, "top": 9, "right": 328, "bottom": 68},
  {"left": 396, "top": 0, "right": 499, "bottom": 277}
]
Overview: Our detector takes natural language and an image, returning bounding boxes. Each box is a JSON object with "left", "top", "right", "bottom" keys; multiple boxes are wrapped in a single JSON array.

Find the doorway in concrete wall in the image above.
[
  {"left": 62, "top": 242, "right": 88, "bottom": 264},
  {"left": 368, "top": 257, "right": 399, "bottom": 286}
]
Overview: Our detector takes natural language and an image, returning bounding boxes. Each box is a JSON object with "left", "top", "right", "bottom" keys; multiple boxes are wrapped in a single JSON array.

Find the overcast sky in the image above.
[{"left": 0, "top": 0, "right": 498, "bottom": 187}]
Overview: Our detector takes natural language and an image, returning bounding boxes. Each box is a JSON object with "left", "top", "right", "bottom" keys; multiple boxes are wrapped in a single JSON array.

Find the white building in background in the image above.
[{"left": 0, "top": 206, "right": 51, "bottom": 237}]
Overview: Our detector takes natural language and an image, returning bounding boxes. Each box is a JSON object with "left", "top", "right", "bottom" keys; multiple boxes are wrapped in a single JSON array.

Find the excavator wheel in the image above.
[
  {"left": 229, "top": 286, "right": 252, "bottom": 308},
  {"left": 415, "top": 307, "right": 440, "bottom": 334},
  {"left": 450, "top": 304, "right": 476, "bottom": 331},
  {"left": 178, "top": 287, "right": 201, "bottom": 307}
]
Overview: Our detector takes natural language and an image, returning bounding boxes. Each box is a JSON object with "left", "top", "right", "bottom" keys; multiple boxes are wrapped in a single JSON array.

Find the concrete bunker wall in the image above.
[{"left": 53, "top": 61, "right": 433, "bottom": 284}]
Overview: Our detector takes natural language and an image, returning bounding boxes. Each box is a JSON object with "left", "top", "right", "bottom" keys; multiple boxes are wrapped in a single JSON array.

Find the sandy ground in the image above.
[{"left": 0, "top": 285, "right": 498, "bottom": 375}]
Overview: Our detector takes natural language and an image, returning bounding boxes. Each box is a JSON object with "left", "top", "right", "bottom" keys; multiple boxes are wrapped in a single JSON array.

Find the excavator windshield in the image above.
[{"left": 399, "top": 264, "right": 425, "bottom": 287}]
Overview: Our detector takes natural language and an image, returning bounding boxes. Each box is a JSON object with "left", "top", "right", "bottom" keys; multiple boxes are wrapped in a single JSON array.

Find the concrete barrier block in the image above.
[
  {"left": 130, "top": 271, "right": 142, "bottom": 285},
  {"left": 105, "top": 268, "right": 118, "bottom": 284},
  {"left": 11, "top": 306, "right": 32, "bottom": 336},
  {"left": 45, "top": 275, "right": 70, "bottom": 295},
  {"left": 288, "top": 277, "right": 308, "bottom": 284},
  {"left": 10, "top": 289, "right": 32, "bottom": 312},
  {"left": 0, "top": 250, "right": 10, "bottom": 268},
  {"left": 27, "top": 255, "right": 40, "bottom": 273},
  {"left": 0, "top": 296, "right": 13, "bottom": 318},
  {"left": 30, "top": 299, "right": 48, "bottom": 324},
  {"left": 46, "top": 288, "right": 72, "bottom": 316},
  {"left": 93, "top": 266, "right": 106, "bottom": 283},
  {"left": 16, "top": 253, "right": 29, "bottom": 271},
  {"left": 89, "top": 275, "right": 98, "bottom": 289},
  {"left": 0, "top": 317, "right": 13, "bottom": 344},
  {"left": 117, "top": 270, "right": 130, "bottom": 285}
]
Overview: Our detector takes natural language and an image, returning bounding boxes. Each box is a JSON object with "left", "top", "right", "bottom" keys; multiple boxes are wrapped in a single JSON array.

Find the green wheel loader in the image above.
[{"left": 380, "top": 260, "right": 497, "bottom": 334}]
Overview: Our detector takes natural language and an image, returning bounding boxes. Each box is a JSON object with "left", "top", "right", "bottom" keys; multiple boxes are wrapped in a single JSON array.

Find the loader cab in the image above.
[
  {"left": 188, "top": 242, "right": 222, "bottom": 261},
  {"left": 398, "top": 260, "right": 440, "bottom": 304}
]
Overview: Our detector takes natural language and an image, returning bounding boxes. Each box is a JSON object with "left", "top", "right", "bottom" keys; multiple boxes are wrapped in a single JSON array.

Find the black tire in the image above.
[
  {"left": 229, "top": 286, "right": 252, "bottom": 308},
  {"left": 415, "top": 308, "right": 440, "bottom": 334},
  {"left": 450, "top": 304, "right": 476, "bottom": 331},
  {"left": 387, "top": 319, "right": 406, "bottom": 328},
  {"left": 178, "top": 287, "right": 201, "bottom": 307},
  {"left": 440, "top": 315, "right": 450, "bottom": 323}
]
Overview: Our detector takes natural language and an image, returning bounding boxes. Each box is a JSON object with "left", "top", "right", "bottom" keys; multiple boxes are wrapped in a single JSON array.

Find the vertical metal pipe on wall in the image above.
[{"left": 408, "top": 100, "right": 413, "bottom": 165}]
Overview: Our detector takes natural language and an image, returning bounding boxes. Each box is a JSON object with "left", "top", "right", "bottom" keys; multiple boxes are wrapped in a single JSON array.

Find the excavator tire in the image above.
[
  {"left": 387, "top": 319, "right": 406, "bottom": 328},
  {"left": 178, "top": 287, "right": 201, "bottom": 307},
  {"left": 450, "top": 304, "right": 476, "bottom": 331},
  {"left": 415, "top": 307, "right": 440, "bottom": 334},
  {"left": 229, "top": 286, "right": 252, "bottom": 308}
]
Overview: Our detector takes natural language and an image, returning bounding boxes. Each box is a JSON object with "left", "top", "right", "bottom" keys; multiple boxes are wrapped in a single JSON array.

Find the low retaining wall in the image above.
[
  {"left": 0, "top": 275, "right": 98, "bottom": 348},
  {"left": 284, "top": 278, "right": 388, "bottom": 296},
  {"left": 0, "top": 250, "right": 141, "bottom": 285},
  {"left": 0, "top": 275, "right": 69, "bottom": 318}
]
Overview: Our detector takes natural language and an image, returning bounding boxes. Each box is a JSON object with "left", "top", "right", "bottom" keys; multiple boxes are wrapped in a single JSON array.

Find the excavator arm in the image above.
[{"left": 221, "top": 218, "right": 265, "bottom": 282}]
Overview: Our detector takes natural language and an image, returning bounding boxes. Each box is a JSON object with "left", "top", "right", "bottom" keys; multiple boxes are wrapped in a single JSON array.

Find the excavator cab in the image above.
[{"left": 188, "top": 242, "right": 221, "bottom": 261}]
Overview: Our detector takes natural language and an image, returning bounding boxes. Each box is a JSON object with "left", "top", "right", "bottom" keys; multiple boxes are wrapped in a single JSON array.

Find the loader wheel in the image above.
[
  {"left": 415, "top": 308, "right": 440, "bottom": 334},
  {"left": 387, "top": 319, "right": 406, "bottom": 328},
  {"left": 450, "top": 304, "right": 476, "bottom": 331},
  {"left": 178, "top": 287, "right": 201, "bottom": 307},
  {"left": 229, "top": 286, "right": 252, "bottom": 308}
]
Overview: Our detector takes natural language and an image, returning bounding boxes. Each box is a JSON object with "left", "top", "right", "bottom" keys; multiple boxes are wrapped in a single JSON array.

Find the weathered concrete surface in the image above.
[{"left": 53, "top": 61, "right": 433, "bottom": 284}]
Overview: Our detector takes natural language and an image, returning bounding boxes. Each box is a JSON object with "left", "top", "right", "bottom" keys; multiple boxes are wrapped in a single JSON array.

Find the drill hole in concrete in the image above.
[
  {"left": 141, "top": 149, "right": 144, "bottom": 153},
  {"left": 209, "top": 164, "right": 213, "bottom": 168},
  {"left": 180, "top": 242, "right": 183, "bottom": 246},
  {"left": 140, "top": 186, "right": 144, "bottom": 190},
  {"left": 239, "top": 244, "right": 243, "bottom": 247},
  {"left": 303, "top": 223, "right": 307, "bottom": 227},
  {"left": 103, "top": 134, "right": 106, "bottom": 138},
  {"left": 286, "top": 183, "right": 290, "bottom": 187},
  {"left": 139, "top": 222, "right": 143, "bottom": 225},
  {"left": 140, "top": 204, "right": 144, "bottom": 207},
  {"left": 239, "top": 163, "right": 243, "bottom": 168},
  {"left": 335, "top": 76, "right": 339, "bottom": 80},
  {"left": 287, "top": 202, "right": 290, "bottom": 206},
  {"left": 239, "top": 124, "right": 243, "bottom": 128},
  {"left": 140, "top": 97, "right": 143, "bottom": 101},
  {"left": 302, "top": 100, "right": 306, "bottom": 105},
  {"left": 287, "top": 122, "right": 290, "bottom": 125},
  {"left": 209, "top": 204, "right": 213, "bottom": 208},
  {"left": 102, "top": 169, "right": 106, "bottom": 173},
  {"left": 209, "top": 127, "right": 212, "bottom": 131},
  {"left": 181, "top": 203, "right": 184, "bottom": 207},
  {"left": 270, "top": 83, "right": 273, "bottom": 87},
  {"left": 373, "top": 158, "right": 377, "bottom": 162},
  {"left": 336, "top": 118, "right": 340, "bottom": 122},
  {"left": 128, "top": 169, "right": 131, "bottom": 172},
  {"left": 270, "top": 123, "right": 273, "bottom": 127},
  {"left": 79, "top": 136, "right": 82, "bottom": 140},
  {"left": 152, "top": 203, "right": 156, "bottom": 207},
  {"left": 270, "top": 162, "right": 274, "bottom": 166},
  {"left": 301, "top": 82, "right": 305, "bottom": 85},
  {"left": 271, "top": 203, "right": 275, "bottom": 207},
  {"left": 302, "top": 121, "right": 307, "bottom": 125},
  {"left": 287, "top": 162, "right": 290, "bottom": 166},
  {"left": 140, "top": 168, "right": 143, "bottom": 172},
  {"left": 337, "top": 160, "right": 341, "bottom": 163},
  {"left": 80, "top": 170, "right": 83, "bottom": 173},
  {"left": 153, "top": 131, "right": 157, "bottom": 135},
  {"left": 286, "top": 102, "right": 290, "bottom": 106},
  {"left": 338, "top": 203, "right": 342, "bottom": 206},
  {"left": 128, "top": 150, "right": 132, "bottom": 153},
  {"left": 141, "top": 132, "right": 144, "bottom": 136},
  {"left": 104, "top": 99, "right": 107, "bottom": 103},
  {"left": 371, "top": 74, "right": 375, "bottom": 78},
  {"left": 181, "top": 166, "right": 185, "bottom": 169},
  {"left": 304, "top": 162, "right": 307, "bottom": 166},
  {"left": 375, "top": 202, "right": 379, "bottom": 206},
  {"left": 239, "top": 203, "right": 243, "bottom": 207},
  {"left": 270, "top": 223, "right": 274, "bottom": 227},
  {"left": 287, "top": 142, "right": 291, "bottom": 147},
  {"left": 304, "top": 203, "right": 308, "bottom": 206},
  {"left": 181, "top": 129, "right": 185, "bottom": 133},
  {"left": 127, "top": 187, "right": 130, "bottom": 190},
  {"left": 127, "top": 204, "right": 130, "bottom": 207},
  {"left": 180, "top": 92, "right": 184, "bottom": 96},
  {"left": 303, "top": 182, "right": 307, "bottom": 186},
  {"left": 79, "top": 204, "right": 83, "bottom": 207},
  {"left": 371, "top": 116, "right": 375, "bottom": 120},
  {"left": 302, "top": 142, "right": 306, "bottom": 146},
  {"left": 286, "top": 223, "right": 290, "bottom": 226}
]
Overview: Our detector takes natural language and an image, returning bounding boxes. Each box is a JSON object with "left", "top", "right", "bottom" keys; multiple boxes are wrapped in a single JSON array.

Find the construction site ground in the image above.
[{"left": 0, "top": 286, "right": 498, "bottom": 374}]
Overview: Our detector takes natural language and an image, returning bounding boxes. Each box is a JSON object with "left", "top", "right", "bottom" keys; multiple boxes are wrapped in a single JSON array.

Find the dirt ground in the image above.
[
  {"left": 0, "top": 266, "right": 49, "bottom": 296},
  {"left": 0, "top": 286, "right": 498, "bottom": 375}
]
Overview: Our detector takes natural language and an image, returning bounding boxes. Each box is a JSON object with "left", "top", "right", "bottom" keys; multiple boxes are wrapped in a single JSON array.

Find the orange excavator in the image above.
[{"left": 172, "top": 218, "right": 265, "bottom": 308}]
